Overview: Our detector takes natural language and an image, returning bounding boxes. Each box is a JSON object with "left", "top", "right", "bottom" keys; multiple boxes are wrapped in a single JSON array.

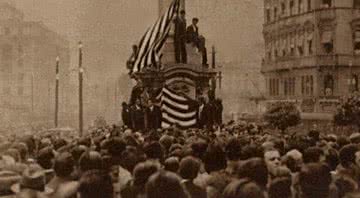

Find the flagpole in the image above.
[
  {"left": 55, "top": 56, "right": 60, "bottom": 128},
  {"left": 78, "top": 41, "right": 84, "bottom": 137}
]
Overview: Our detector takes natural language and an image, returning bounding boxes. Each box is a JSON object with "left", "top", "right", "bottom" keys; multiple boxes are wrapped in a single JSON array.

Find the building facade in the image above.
[
  {"left": 262, "top": 0, "right": 360, "bottom": 113},
  {"left": 0, "top": 2, "right": 70, "bottom": 128}
]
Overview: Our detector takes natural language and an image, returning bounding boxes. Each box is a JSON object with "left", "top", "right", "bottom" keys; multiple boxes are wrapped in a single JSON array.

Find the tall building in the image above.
[
  {"left": 0, "top": 2, "right": 70, "bottom": 127},
  {"left": 262, "top": 0, "right": 360, "bottom": 114}
]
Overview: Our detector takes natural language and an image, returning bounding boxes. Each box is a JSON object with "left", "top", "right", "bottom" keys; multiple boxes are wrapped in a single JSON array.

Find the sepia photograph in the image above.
[{"left": 1, "top": 0, "right": 360, "bottom": 197}]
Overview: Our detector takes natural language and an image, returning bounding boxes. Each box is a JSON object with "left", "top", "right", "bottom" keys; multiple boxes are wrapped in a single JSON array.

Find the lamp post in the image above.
[
  {"left": 78, "top": 41, "right": 84, "bottom": 137},
  {"left": 55, "top": 56, "right": 60, "bottom": 128}
]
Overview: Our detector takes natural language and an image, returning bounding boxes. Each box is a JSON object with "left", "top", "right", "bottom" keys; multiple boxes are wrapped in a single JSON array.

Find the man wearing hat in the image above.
[{"left": 11, "top": 165, "right": 53, "bottom": 197}]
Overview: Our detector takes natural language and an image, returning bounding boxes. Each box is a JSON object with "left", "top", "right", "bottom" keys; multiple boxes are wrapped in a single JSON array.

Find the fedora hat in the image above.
[
  {"left": 0, "top": 170, "right": 21, "bottom": 196},
  {"left": 11, "top": 165, "right": 53, "bottom": 194}
]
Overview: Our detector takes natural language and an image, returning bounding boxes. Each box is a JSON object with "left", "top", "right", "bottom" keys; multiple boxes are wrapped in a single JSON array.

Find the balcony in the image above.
[{"left": 262, "top": 54, "right": 360, "bottom": 73}]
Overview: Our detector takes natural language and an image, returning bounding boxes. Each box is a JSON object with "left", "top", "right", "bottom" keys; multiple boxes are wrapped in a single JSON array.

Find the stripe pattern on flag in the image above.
[
  {"left": 132, "top": 0, "right": 180, "bottom": 73},
  {"left": 158, "top": 87, "right": 197, "bottom": 129}
]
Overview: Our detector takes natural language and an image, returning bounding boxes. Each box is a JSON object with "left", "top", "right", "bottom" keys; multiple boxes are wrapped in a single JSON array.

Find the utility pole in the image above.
[
  {"left": 55, "top": 56, "right": 60, "bottom": 128},
  {"left": 212, "top": 46, "right": 216, "bottom": 69},
  {"left": 78, "top": 42, "right": 84, "bottom": 137}
]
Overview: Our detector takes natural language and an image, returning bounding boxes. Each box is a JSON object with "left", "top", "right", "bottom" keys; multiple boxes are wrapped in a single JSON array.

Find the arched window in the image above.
[{"left": 324, "top": 74, "right": 334, "bottom": 96}]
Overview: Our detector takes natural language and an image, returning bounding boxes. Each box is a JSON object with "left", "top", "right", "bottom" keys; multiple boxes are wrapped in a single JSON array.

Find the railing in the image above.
[{"left": 262, "top": 54, "right": 360, "bottom": 72}]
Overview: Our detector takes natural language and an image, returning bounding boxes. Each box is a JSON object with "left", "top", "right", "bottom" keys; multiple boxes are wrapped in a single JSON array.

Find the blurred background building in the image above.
[
  {"left": 0, "top": 1, "right": 70, "bottom": 129},
  {"left": 262, "top": 0, "right": 360, "bottom": 116}
]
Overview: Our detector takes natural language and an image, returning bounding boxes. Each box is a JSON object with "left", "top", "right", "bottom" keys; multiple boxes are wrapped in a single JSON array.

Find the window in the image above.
[
  {"left": 308, "top": 0, "right": 312, "bottom": 11},
  {"left": 284, "top": 79, "right": 288, "bottom": 95},
  {"left": 322, "top": 31, "right": 333, "bottom": 54},
  {"left": 281, "top": 2, "right": 286, "bottom": 16},
  {"left": 3, "top": 87, "right": 10, "bottom": 95},
  {"left": 266, "top": 8, "right": 271, "bottom": 22},
  {"left": 274, "top": 7, "right": 278, "bottom": 20},
  {"left": 4, "top": 27, "right": 10, "bottom": 35},
  {"left": 322, "top": 0, "right": 332, "bottom": 8},
  {"left": 290, "top": 0, "right": 294, "bottom": 16},
  {"left": 301, "top": 76, "right": 305, "bottom": 95},
  {"left": 18, "top": 73, "right": 24, "bottom": 82},
  {"left": 308, "top": 39, "right": 313, "bottom": 55},
  {"left": 355, "top": 0, "right": 360, "bottom": 8},
  {"left": 18, "top": 87, "right": 23, "bottom": 96},
  {"left": 310, "top": 76, "right": 314, "bottom": 95},
  {"left": 275, "top": 49, "right": 278, "bottom": 58},
  {"left": 298, "top": 46, "right": 304, "bottom": 56},
  {"left": 276, "top": 79, "right": 280, "bottom": 95},
  {"left": 299, "top": 0, "right": 303, "bottom": 13},
  {"left": 354, "top": 31, "right": 360, "bottom": 54},
  {"left": 324, "top": 75, "right": 334, "bottom": 96}
]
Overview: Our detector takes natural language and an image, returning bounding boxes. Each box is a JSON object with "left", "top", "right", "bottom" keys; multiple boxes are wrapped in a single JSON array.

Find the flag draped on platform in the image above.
[
  {"left": 132, "top": 0, "right": 180, "bottom": 73},
  {"left": 157, "top": 87, "right": 197, "bottom": 129}
]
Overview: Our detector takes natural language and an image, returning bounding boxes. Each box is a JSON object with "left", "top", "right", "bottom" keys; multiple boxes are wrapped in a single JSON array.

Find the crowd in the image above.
[{"left": 1, "top": 121, "right": 360, "bottom": 198}]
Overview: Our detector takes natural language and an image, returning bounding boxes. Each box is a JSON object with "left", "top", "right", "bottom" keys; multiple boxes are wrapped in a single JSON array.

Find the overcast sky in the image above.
[{"left": 12, "top": 0, "right": 264, "bottom": 77}]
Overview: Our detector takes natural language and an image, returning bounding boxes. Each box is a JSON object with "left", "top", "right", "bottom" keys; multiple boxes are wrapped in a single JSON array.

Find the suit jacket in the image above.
[
  {"left": 131, "top": 105, "right": 145, "bottom": 131},
  {"left": 122, "top": 106, "right": 131, "bottom": 127},
  {"left": 174, "top": 16, "right": 187, "bottom": 40},
  {"left": 145, "top": 105, "right": 162, "bottom": 130},
  {"left": 186, "top": 25, "right": 199, "bottom": 43}
]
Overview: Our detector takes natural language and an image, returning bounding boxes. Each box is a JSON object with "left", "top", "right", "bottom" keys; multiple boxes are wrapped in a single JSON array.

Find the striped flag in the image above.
[
  {"left": 158, "top": 87, "right": 198, "bottom": 129},
  {"left": 132, "top": 0, "right": 180, "bottom": 73}
]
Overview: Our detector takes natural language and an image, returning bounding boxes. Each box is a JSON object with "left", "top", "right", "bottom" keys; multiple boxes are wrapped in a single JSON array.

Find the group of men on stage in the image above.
[
  {"left": 122, "top": 88, "right": 223, "bottom": 132},
  {"left": 174, "top": 10, "right": 208, "bottom": 66}
]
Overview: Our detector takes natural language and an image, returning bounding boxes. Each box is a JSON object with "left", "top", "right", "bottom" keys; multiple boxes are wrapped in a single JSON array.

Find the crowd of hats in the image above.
[{"left": 1, "top": 123, "right": 360, "bottom": 198}]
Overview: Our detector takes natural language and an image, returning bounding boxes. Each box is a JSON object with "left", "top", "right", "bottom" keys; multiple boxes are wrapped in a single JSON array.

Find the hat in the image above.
[
  {"left": 11, "top": 165, "right": 53, "bottom": 194},
  {"left": 0, "top": 170, "right": 21, "bottom": 194},
  {"left": 350, "top": 133, "right": 360, "bottom": 144}
]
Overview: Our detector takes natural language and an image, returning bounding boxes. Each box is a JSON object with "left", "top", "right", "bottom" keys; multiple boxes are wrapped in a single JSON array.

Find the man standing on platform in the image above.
[
  {"left": 187, "top": 18, "right": 208, "bottom": 66},
  {"left": 131, "top": 98, "right": 145, "bottom": 132},
  {"left": 145, "top": 99, "right": 162, "bottom": 130},
  {"left": 174, "top": 10, "right": 187, "bottom": 64}
]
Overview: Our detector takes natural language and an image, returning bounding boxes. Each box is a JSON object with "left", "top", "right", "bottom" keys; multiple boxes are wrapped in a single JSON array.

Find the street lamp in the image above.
[
  {"left": 78, "top": 41, "right": 84, "bottom": 137},
  {"left": 55, "top": 56, "right": 60, "bottom": 128}
]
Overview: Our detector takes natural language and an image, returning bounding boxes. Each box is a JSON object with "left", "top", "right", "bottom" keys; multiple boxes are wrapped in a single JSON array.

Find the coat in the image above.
[{"left": 145, "top": 105, "right": 162, "bottom": 130}]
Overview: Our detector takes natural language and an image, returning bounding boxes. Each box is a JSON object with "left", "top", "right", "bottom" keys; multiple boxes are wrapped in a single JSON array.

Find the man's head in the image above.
[
  {"left": 264, "top": 149, "right": 281, "bottom": 175},
  {"left": 180, "top": 10, "right": 185, "bottom": 18},
  {"left": 192, "top": 17, "right": 199, "bottom": 25}
]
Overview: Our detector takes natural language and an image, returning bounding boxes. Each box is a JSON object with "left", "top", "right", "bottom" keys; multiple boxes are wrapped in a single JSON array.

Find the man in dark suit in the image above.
[
  {"left": 131, "top": 98, "right": 145, "bottom": 132},
  {"left": 121, "top": 102, "right": 131, "bottom": 127},
  {"left": 187, "top": 17, "right": 208, "bottom": 66},
  {"left": 174, "top": 10, "right": 187, "bottom": 64},
  {"left": 145, "top": 99, "right": 162, "bottom": 130}
]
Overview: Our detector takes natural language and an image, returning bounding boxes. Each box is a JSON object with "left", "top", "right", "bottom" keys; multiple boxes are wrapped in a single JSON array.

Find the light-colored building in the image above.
[
  {"left": 262, "top": 0, "right": 360, "bottom": 113},
  {"left": 0, "top": 1, "right": 70, "bottom": 128}
]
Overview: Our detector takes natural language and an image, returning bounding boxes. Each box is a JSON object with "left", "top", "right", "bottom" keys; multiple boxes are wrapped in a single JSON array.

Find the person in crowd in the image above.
[
  {"left": 145, "top": 99, "right": 162, "bottom": 130},
  {"left": 11, "top": 165, "right": 54, "bottom": 198},
  {"left": 174, "top": 10, "right": 187, "bottom": 64},
  {"left": 187, "top": 17, "right": 208, "bottom": 66},
  {"left": 179, "top": 156, "right": 207, "bottom": 198},
  {"left": 264, "top": 149, "right": 281, "bottom": 181},
  {"left": 223, "top": 178, "right": 265, "bottom": 198},
  {"left": 47, "top": 152, "right": 78, "bottom": 198},
  {"left": 146, "top": 171, "right": 189, "bottom": 198},
  {"left": 122, "top": 102, "right": 132, "bottom": 128},
  {"left": 78, "top": 170, "right": 113, "bottom": 198},
  {"left": 121, "top": 161, "right": 160, "bottom": 198},
  {"left": 131, "top": 98, "right": 145, "bottom": 132},
  {"left": 299, "top": 163, "right": 333, "bottom": 198}
]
